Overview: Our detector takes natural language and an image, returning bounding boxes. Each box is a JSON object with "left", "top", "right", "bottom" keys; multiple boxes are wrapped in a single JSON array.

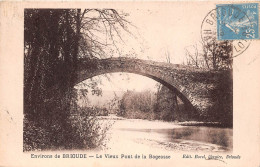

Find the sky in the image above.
[
  {"left": 76, "top": 2, "right": 217, "bottom": 99},
  {"left": 121, "top": 2, "right": 215, "bottom": 63}
]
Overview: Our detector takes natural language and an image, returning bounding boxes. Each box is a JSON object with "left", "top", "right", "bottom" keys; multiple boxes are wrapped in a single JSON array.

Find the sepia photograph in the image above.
[
  {"left": 0, "top": 1, "right": 260, "bottom": 167},
  {"left": 24, "top": 7, "right": 233, "bottom": 152}
]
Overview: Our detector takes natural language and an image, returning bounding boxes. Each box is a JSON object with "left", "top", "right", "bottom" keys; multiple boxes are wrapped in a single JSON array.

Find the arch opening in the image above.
[{"left": 75, "top": 71, "right": 195, "bottom": 111}]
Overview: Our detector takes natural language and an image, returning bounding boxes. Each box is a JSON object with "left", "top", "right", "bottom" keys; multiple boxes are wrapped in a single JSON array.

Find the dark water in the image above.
[
  {"left": 119, "top": 126, "right": 233, "bottom": 151},
  {"left": 167, "top": 127, "right": 232, "bottom": 150}
]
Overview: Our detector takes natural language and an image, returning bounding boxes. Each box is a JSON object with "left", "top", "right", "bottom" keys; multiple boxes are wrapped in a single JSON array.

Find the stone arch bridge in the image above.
[{"left": 75, "top": 57, "right": 232, "bottom": 115}]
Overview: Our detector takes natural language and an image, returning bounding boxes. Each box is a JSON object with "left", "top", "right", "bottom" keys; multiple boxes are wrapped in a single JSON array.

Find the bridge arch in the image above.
[{"left": 75, "top": 57, "right": 209, "bottom": 111}]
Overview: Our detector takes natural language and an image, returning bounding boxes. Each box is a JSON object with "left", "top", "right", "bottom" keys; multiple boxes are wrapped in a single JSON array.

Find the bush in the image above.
[{"left": 23, "top": 92, "right": 110, "bottom": 151}]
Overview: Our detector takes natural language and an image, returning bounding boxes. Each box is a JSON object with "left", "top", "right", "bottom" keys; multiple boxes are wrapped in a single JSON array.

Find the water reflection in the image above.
[
  {"left": 118, "top": 126, "right": 233, "bottom": 151},
  {"left": 168, "top": 127, "right": 232, "bottom": 150}
]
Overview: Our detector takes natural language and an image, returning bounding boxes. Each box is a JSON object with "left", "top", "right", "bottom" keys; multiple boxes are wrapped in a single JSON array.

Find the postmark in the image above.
[{"left": 201, "top": 3, "right": 259, "bottom": 57}]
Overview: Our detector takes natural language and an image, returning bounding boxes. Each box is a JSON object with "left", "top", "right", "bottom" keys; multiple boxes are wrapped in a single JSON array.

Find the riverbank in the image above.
[{"left": 99, "top": 114, "right": 232, "bottom": 128}]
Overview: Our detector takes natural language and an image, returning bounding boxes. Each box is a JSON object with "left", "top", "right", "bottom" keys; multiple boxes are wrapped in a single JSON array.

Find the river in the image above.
[{"left": 99, "top": 115, "right": 232, "bottom": 152}]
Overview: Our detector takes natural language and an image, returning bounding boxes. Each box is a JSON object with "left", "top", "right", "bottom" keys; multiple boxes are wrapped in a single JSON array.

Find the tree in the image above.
[
  {"left": 118, "top": 90, "right": 156, "bottom": 118},
  {"left": 24, "top": 9, "right": 131, "bottom": 114},
  {"left": 185, "top": 40, "right": 233, "bottom": 70},
  {"left": 24, "top": 9, "right": 132, "bottom": 150}
]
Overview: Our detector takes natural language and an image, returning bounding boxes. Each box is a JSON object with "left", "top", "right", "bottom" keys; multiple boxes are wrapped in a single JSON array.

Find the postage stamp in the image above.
[
  {"left": 217, "top": 3, "right": 259, "bottom": 40},
  {"left": 201, "top": 3, "right": 259, "bottom": 57}
]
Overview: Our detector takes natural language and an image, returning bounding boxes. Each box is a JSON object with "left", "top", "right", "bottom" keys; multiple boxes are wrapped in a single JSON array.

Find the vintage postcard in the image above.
[{"left": 0, "top": 1, "right": 259, "bottom": 167}]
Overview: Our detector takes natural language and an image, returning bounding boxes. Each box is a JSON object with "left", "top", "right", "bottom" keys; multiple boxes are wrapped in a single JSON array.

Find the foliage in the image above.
[
  {"left": 185, "top": 41, "right": 233, "bottom": 70},
  {"left": 118, "top": 90, "right": 156, "bottom": 117},
  {"left": 24, "top": 9, "right": 130, "bottom": 151},
  {"left": 24, "top": 89, "right": 111, "bottom": 151},
  {"left": 117, "top": 83, "right": 232, "bottom": 125},
  {"left": 153, "top": 85, "right": 177, "bottom": 121},
  {"left": 118, "top": 87, "right": 195, "bottom": 122}
]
